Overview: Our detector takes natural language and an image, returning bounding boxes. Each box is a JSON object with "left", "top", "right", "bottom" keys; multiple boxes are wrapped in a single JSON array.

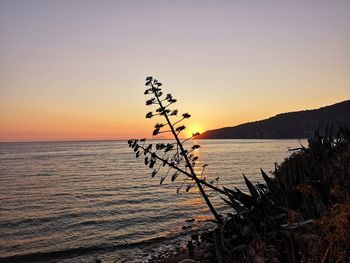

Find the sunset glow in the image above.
[
  {"left": 1, "top": 2, "right": 350, "bottom": 262},
  {"left": 186, "top": 124, "right": 205, "bottom": 139},
  {"left": 0, "top": 1, "right": 349, "bottom": 141}
]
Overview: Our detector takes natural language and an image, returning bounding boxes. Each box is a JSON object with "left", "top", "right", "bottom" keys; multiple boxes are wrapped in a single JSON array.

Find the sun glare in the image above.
[{"left": 185, "top": 124, "right": 204, "bottom": 138}]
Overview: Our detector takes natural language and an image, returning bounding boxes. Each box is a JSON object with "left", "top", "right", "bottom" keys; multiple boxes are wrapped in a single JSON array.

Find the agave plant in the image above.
[
  {"left": 214, "top": 125, "right": 350, "bottom": 262},
  {"left": 273, "top": 125, "right": 350, "bottom": 218},
  {"left": 127, "top": 77, "right": 350, "bottom": 262},
  {"left": 128, "top": 76, "right": 223, "bottom": 222}
]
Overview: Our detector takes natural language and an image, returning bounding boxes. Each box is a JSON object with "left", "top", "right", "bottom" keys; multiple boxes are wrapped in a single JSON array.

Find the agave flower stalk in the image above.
[
  {"left": 151, "top": 82, "right": 221, "bottom": 221},
  {"left": 131, "top": 142, "right": 225, "bottom": 195},
  {"left": 128, "top": 76, "right": 222, "bottom": 222}
]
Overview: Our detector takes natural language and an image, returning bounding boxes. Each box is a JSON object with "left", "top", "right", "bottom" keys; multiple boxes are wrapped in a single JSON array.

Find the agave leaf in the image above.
[
  {"left": 243, "top": 174, "right": 260, "bottom": 200},
  {"left": 261, "top": 168, "right": 282, "bottom": 203},
  {"left": 221, "top": 197, "right": 246, "bottom": 213},
  {"left": 223, "top": 186, "right": 254, "bottom": 208}
]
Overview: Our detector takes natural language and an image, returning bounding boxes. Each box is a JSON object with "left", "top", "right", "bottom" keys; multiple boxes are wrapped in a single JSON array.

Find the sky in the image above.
[{"left": 0, "top": 1, "right": 349, "bottom": 141}]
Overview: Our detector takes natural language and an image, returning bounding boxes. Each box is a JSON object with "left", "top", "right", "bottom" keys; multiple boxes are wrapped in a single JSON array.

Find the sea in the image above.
[{"left": 0, "top": 139, "right": 306, "bottom": 262}]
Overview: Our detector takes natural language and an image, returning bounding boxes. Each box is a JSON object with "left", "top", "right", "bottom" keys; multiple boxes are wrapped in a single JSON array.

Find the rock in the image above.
[
  {"left": 185, "top": 218, "right": 195, "bottom": 223},
  {"left": 191, "top": 233, "right": 199, "bottom": 241},
  {"left": 186, "top": 240, "right": 195, "bottom": 258},
  {"left": 178, "top": 259, "right": 196, "bottom": 263}
]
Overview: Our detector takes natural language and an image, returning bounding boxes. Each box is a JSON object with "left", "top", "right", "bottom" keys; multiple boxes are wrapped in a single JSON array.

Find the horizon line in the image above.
[{"left": 0, "top": 137, "right": 191, "bottom": 143}]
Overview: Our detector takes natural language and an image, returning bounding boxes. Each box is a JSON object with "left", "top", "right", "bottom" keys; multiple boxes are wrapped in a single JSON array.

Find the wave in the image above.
[
  {"left": 0, "top": 231, "right": 190, "bottom": 263},
  {"left": 0, "top": 139, "right": 297, "bottom": 261}
]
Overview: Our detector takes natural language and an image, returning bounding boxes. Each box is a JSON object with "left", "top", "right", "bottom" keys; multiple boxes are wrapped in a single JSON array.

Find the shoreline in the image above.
[
  {"left": 145, "top": 234, "right": 215, "bottom": 263},
  {"left": 0, "top": 218, "right": 216, "bottom": 263}
]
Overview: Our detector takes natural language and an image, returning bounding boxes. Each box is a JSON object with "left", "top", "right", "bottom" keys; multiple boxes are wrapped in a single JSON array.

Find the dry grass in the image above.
[{"left": 303, "top": 202, "right": 350, "bottom": 263}]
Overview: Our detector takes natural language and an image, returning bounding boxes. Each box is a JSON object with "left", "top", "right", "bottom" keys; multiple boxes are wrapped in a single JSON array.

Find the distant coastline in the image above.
[{"left": 196, "top": 100, "right": 350, "bottom": 139}]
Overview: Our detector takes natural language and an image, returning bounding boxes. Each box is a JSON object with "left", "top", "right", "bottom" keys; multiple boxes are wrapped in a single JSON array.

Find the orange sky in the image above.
[{"left": 1, "top": 1, "right": 350, "bottom": 142}]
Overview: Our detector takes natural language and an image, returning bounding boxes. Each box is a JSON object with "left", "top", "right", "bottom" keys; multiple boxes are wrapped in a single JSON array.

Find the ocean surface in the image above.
[{"left": 0, "top": 139, "right": 306, "bottom": 262}]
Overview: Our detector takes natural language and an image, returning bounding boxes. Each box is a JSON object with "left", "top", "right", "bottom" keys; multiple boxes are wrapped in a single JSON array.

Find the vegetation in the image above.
[
  {"left": 209, "top": 126, "right": 350, "bottom": 262},
  {"left": 128, "top": 76, "right": 223, "bottom": 222},
  {"left": 128, "top": 77, "right": 350, "bottom": 262},
  {"left": 196, "top": 100, "right": 350, "bottom": 139}
]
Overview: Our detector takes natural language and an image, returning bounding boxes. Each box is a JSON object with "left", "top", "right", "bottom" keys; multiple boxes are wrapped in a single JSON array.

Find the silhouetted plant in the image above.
[
  {"left": 127, "top": 77, "right": 350, "bottom": 262},
  {"left": 212, "top": 125, "right": 350, "bottom": 262},
  {"left": 128, "top": 76, "right": 223, "bottom": 222}
]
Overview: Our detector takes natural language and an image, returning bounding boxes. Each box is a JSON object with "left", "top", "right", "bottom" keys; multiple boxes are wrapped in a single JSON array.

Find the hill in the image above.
[{"left": 196, "top": 100, "right": 350, "bottom": 139}]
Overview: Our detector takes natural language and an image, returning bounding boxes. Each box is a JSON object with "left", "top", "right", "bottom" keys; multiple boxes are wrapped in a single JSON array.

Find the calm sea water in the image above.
[{"left": 0, "top": 139, "right": 306, "bottom": 262}]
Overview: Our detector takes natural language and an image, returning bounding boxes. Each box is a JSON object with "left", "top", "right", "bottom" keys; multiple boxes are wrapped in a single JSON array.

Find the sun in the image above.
[{"left": 185, "top": 124, "right": 204, "bottom": 138}]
